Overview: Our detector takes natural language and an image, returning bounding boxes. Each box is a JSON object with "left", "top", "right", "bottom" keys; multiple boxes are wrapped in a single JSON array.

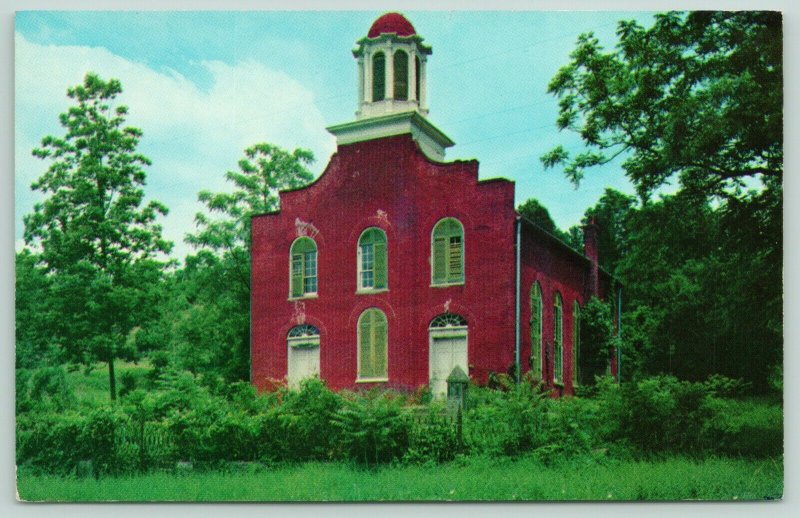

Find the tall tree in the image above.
[
  {"left": 184, "top": 143, "right": 314, "bottom": 380},
  {"left": 24, "top": 73, "right": 172, "bottom": 400},
  {"left": 542, "top": 12, "right": 782, "bottom": 390},
  {"left": 541, "top": 11, "right": 782, "bottom": 200}
]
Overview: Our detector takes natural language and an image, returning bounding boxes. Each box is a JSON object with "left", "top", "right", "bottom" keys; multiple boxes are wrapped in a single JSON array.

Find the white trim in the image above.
[
  {"left": 355, "top": 378, "right": 389, "bottom": 384},
  {"left": 288, "top": 236, "right": 318, "bottom": 298},
  {"left": 356, "top": 227, "right": 388, "bottom": 292}
]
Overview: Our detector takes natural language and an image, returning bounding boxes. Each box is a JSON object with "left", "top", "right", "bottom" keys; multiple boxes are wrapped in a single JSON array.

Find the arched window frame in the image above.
[
  {"left": 289, "top": 237, "right": 318, "bottom": 298},
  {"left": 357, "top": 227, "right": 388, "bottom": 292},
  {"left": 431, "top": 218, "right": 465, "bottom": 286},
  {"left": 357, "top": 308, "right": 388, "bottom": 382},
  {"left": 393, "top": 49, "right": 409, "bottom": 101},
  {"left": 573, "top": 300, "right": 581, "bottom": 386},
  {"left": 287, "top": 325, "right": 320, "bottom": 349},
  {"left": 530, "top": 282, "right": 543, "bottom": 378},
  {"left": 372, "top": 52, "right": 386, "bottom": 102},
  {"left": 553, "top": 292, "right": 563, "bottom": 384}
]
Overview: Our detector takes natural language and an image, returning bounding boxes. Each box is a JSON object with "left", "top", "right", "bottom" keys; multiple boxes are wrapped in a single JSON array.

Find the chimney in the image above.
[{"left": 583, "top": 216, "right": 600, "bottom": 297}]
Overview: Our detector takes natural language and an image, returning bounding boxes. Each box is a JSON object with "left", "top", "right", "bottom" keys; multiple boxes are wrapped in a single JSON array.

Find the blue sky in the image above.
[{"left": 15, "top": 10, "right": 657, "bottom": 260}]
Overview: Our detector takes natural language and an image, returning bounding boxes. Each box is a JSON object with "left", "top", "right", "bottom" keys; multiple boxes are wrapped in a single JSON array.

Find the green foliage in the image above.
[
  {"left": 22, "top": 73, "right": 172, "bottom": 400},
  {"left": 27, "top": 366, "right": 75, "bottom": 412},
  {"left": 543, "top": 12, "right": 781, "bottom": 199},
  {"left": 702, "top": 398, "right": 783, "bottom": 458},
  {"left": 332, "top": 392, "right": 411, "bottom": 465},
  {"left": 275, "top": 378, "right": 342, "bottom": 462},
  {"left": 579, "top": 297, "right": 618, "bottom": 384},
  {"left": 517, "top": 197, "right": 576, "bottom": 247},
  {"left": 404, "top": 404, "right": 461, "bottom": 465}
]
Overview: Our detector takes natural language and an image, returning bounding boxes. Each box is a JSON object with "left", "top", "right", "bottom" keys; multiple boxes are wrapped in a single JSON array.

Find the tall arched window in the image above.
[
  {"left": 393, "top": 50, "right": 408, "bottom": 101},
  {"left": 358, "top": 308, "right": 388, "bottom": 381},
  {"left": 358, "top": 228, "right": 387, "bottom": 291},
  {"left": 553, "top": 292, "right": 563, "bottom": 384},
  {"left": 290, "top": 237, "right": 317, "bottom": 298},
  {"left": 431, "top": 218, "right": 464, "bottom": 285},
  {"left": 530, "top": 282, "right": 543, "bottom": 378},
  {"left": 372, "top": 52, "right": 386, "bottom": 102},
  {"left": 573, "top": 301, "right": 581, "bottom": 386}
]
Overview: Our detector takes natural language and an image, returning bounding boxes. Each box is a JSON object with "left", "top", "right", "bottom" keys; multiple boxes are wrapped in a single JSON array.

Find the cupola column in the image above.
[
  {"left": 386, "top": 43, "right": 395, "bottom": 100},
  {"left": 418, "top": 56, "right": 428, "bottom": 112},
  {"left": 357, "top": 55, "right": 365, "bottom": 106},
  {"left": 408, "top": 50, "right": 417, "bottom": 101}
]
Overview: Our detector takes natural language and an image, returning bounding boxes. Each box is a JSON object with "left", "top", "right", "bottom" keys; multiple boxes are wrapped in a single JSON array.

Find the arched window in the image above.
[
  {"left": 290, "top": 237, "right": 317, "bottom": 298},
  {"left": 430, "top": 313, "right": 467, "bottom": 328},
  {"left": 431, "top": 218, "right": 464, "bottom": 285},
  {"left": 393, "top": 50, "right": 408, "bottom": 101},
  {"left": 415, "top": 55, "right": 421, "bottom": 101},
  {"left": 573, "top": 301, "right": 581, "bottom": 386},
  {"left": 553, "top": 292, "right": 563, "bottom": 384},
  {"left": 372, "top": 52, "right": 386, "bottom": 102},
  {"left": 530, "top": 282, "right": 543, "bottom": 378},
  {"left": 358, "top": 228, "right": 387, "bottom": 291},
  {"left": 287, "top": 325, "right": 320, "bottom": 347},
  {"left": 358, "top": 308, "right": 388, "bottom": 381}
]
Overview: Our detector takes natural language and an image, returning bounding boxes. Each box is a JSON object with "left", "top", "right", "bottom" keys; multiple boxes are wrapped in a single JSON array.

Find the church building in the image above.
[{"left": 250, "top": 13, "right": 616, "bottom": 398}]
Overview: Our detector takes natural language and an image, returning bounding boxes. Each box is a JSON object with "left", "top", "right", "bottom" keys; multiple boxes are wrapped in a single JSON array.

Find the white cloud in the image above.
[{"left": 15, "top": 32, "right": 336, "bottom": 260}]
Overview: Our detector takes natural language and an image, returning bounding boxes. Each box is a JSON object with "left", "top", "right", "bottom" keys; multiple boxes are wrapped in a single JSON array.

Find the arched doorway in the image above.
[
  {"left": 287, "top": 324, "right": 320, "bottom": 389},
  {"left": 428, "top": 313, "right": 468, "bottom": 399}
]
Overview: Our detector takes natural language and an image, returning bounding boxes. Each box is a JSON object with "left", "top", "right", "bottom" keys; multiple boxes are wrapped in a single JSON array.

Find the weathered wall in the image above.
[{"left": 251, "top": 135, "right": 518, "bottom": 391}]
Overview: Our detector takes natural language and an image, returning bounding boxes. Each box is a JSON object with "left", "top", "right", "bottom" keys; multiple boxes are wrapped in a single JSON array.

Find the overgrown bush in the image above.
[
  {"left": 332, "top": 392, "right": 410, "bottom": 465},
  {"left": 463, "top": 380, "right": 549, "bottom": 457},
  {"left": 276, "top": 378, "right": 342, "bottom": 461},
  {"left": 404, "top": 403, "right": 460, "bottom": 464},
  {"left": 702, "top": 398, "right": 783, "bottom": 457}
]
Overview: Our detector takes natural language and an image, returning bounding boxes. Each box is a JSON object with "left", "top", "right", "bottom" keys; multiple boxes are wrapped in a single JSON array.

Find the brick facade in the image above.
[{"left": 251, "top": 134, "right": 611, "bottom": 395}]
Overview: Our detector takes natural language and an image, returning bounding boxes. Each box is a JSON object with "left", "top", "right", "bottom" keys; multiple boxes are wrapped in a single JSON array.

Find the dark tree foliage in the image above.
[
  {"left": 517, "top": 197, "right": 575, "bottom": 247},
  {"left": 23, "top": 73, "right": 172, "bottom": 400},
  {"left": 542, "top": 11, "right": 782, "bottom": 200},
  {"left": 543, "top": 12, "right": 782, "bottom": 390}
]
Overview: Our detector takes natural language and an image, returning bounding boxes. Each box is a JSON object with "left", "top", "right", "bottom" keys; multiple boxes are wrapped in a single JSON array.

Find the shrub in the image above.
[
  {"left": 332, "top": 392, "right": 410, "bottom": 465},
  {"left": 463, "top": 382, "right": 549, "bottom": 457},
  {"left": 277, "top": 378, "right": 342, "bottom": 461},
  {"left": 598, "top": 375, "right": 714, "bottom": 454},
  {"left": 119, "top": 371, "right": 137, "bottom": 398},
  {"left": 404, "top": 404, "right": 460, "bottom": 464},
  {"left": 702, "top": 398, "right": 783, "bottom": 457},
  {"left": 27, "top": 365, "right": 74, "bottom": 412}
]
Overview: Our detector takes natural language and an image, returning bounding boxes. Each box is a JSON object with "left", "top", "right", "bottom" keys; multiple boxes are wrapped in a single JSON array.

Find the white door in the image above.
[
  {"left": 429, "top": 334, "right": 468, "bottom": 400},
  {"left": 287, "top": 345, "right": 320, "bottom": 389}
]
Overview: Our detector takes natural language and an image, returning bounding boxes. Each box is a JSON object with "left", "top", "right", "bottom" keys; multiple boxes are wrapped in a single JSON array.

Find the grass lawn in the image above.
[{"left": 17, "top": 456, "right": 783, "bottom": 502}]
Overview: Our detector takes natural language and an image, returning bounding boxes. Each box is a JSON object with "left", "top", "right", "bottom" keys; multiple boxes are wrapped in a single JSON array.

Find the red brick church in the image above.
[{"left": 251, "top": 13, "right": 616, "bottom": 397}]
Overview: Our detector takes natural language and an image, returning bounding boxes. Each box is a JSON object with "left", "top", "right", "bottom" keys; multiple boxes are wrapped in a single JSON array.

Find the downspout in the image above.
[
  {"left": 616, "top": 285, "right": 623, "bottom": 381},
  {"left": 515, "top": 216, "right": 522, "bottom": 385}
]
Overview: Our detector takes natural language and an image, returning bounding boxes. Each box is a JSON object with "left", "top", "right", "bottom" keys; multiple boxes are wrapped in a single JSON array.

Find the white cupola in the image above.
[{"left": 327, "top": 12, "right": 454, "bottom": 160}]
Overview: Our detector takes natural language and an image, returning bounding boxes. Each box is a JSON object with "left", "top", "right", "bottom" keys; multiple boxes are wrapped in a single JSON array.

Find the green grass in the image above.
[
  {"left": 65, "top": 360, "right": 152, "bottom": 405},
  {"left": 17, "top": 456, "right": 783, "bottom": 502}
]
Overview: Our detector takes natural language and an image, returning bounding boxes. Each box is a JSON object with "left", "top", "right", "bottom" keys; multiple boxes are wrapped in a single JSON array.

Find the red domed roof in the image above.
[{"left": 368, "top": 12, "right": 416, "bottom": 38}]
